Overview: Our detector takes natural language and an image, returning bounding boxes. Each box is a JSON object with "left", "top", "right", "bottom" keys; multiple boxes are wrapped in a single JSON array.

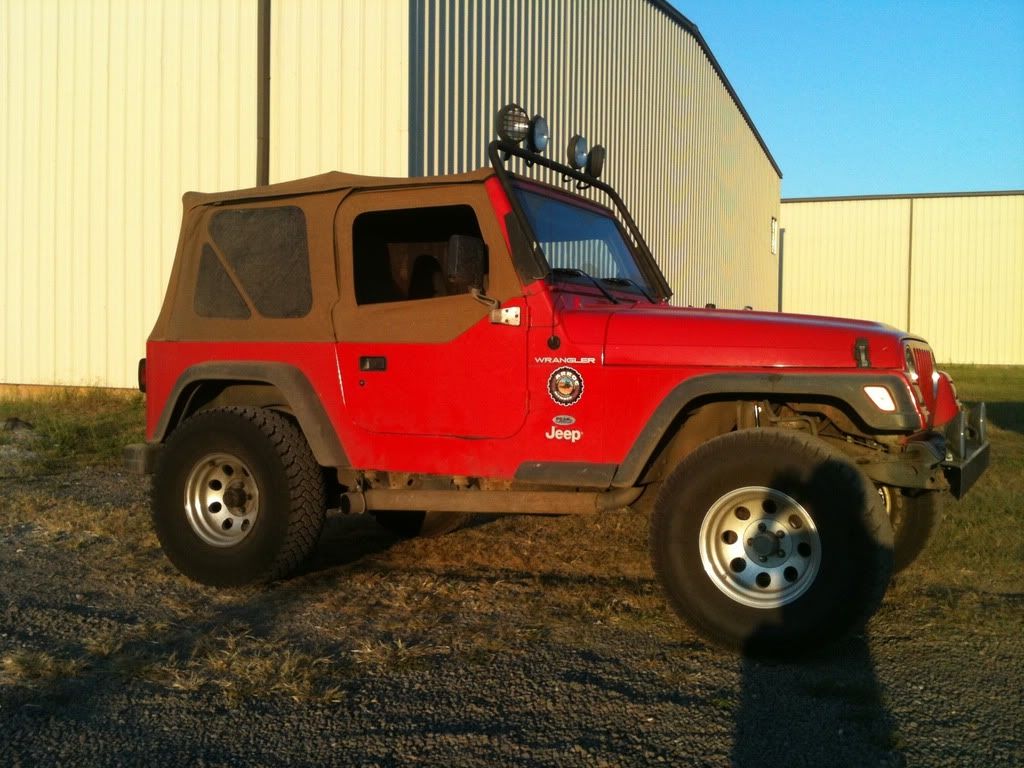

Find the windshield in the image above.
[{"left": 514, "top": 186, "right": 654, "bottom": 298}]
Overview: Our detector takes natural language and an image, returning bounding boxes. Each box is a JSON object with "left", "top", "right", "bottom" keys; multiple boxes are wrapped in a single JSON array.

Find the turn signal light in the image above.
[{"left": 863, "top": 385, "right": 896, "bottom": 412}]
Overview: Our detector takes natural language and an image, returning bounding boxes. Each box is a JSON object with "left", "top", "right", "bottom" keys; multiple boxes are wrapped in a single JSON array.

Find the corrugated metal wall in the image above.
[
  {"left": 780, "top": 193, "right": 1024, "bottom": 365},
  {"left": 270, "top": 0, "right": 408, "bottom": 180},
  {"left": 1, "top": 0, "right": 781, "bottom": 388},
  {"left": 410, "top": 0, "right": 782, "bottom": 311},
  {"left": 1, "top": 0, "right": 258, "bottom": 388}
]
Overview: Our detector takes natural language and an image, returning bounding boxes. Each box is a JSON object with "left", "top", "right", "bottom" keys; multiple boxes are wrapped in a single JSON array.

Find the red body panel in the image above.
[{"left": 147, "top": 288, "right": 948, "bottom": 480}]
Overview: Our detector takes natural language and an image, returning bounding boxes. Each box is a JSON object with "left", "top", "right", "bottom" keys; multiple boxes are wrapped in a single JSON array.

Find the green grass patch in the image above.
[{"left": 0, "top": 388, "right": 144, "bottom": 472}]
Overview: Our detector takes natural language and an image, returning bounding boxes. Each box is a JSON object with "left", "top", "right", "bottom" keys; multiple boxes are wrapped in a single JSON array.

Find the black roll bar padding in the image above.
[{"left": 487, "top": 140, "right": 673, "bottom": 301}]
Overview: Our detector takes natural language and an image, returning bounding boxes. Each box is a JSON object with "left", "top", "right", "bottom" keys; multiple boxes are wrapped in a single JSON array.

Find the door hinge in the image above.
[{"left": 490, "top": 306, "right": 522, "bottom": 327}]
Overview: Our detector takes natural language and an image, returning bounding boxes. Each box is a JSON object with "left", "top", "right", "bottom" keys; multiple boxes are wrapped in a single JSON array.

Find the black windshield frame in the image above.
[
  {"left": 487, "top": 140, "right": 673, "bottom": 301},
  {"left": 513, "top": 185, "right": 656, "bottom": 300}
]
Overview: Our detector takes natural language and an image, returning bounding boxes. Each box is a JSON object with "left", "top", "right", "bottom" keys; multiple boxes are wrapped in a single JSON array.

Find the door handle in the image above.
[{"left": 359, "top": 356, "right": 387, "bottom": 372}]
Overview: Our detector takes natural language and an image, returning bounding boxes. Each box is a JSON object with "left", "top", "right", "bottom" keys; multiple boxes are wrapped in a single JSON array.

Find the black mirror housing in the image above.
[{"left": 446, "top": 234, "right": 487, "bottom": 289}]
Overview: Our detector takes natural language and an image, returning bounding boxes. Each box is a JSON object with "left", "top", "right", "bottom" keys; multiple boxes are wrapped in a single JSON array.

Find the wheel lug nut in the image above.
[
  {"left": 759, "top": 556, "right": 767, "bottom": 563},
  {"left": 778, "top": 550, "right": 786, "bottom": 558},
  {"left": 758, "top": 523, "right": 767, "bottom": 533},
  {"left": 776, "top": 530, "right": 785, "bottom": 538}
]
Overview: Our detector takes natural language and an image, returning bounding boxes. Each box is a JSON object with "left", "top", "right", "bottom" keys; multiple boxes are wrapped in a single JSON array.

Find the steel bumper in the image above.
[{"left": 940, "top": 403, "right": 990, "bottom": 499}]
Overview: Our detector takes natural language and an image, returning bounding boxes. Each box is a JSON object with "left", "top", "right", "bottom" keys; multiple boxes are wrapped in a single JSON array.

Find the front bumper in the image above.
[
  {"left": 940, "top": 402, "right": 989, "bottom": 499},
  {"left": 854, "top": 402, "right": 989, "bottom": 498}
]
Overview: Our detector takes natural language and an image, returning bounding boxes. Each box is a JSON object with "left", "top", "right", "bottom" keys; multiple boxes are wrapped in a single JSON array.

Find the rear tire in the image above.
[
  {"left": 650, "top": 429, "right": 893, "bottom": 656},
  {"left": 152, "top": 407, "right": 326, "bottom": 586}
]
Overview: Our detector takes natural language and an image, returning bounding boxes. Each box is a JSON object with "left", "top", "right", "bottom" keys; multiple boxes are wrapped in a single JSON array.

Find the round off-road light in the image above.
[
  {"left": 567, "top": 134, "right": 587, "bottom": 169},
  {"left": 527, "top": 114, "right": 549, "bottom": 153},
  {"left": 496, "top": 104, "right": 530, "bottom": 144},
  {"left": 585, "top": 145, "right": 606, "bottom": 178}
]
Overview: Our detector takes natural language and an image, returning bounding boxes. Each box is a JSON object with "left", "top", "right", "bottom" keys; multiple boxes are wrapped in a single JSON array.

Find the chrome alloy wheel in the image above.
[
  {"left": 183, "top": 452, "right": 260, "bottom": 547},
  {"left": 698, "top": 486, "right": 822, "bottom": 609}
]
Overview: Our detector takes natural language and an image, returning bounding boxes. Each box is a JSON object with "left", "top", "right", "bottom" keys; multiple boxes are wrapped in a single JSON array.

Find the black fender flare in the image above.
[
  {"left": 154, "top": 361, "right": 348, "bottom": 468},
  {"left": 611, "top": 372, "right": 920, "bottom": 487}
]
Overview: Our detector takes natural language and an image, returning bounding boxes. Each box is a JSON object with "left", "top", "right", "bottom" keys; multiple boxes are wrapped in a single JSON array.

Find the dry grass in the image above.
[
  {"left": 142, "top": 630, "right": 346, "bottom": 703},
  {"left": 1, "top": 650, "right": 88, "bottom": 686}
]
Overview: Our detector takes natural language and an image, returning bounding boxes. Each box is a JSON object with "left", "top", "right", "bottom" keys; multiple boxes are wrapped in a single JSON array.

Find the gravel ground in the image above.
[{"left": 1, "top": 465, "right": 1021, "bottom": 767}]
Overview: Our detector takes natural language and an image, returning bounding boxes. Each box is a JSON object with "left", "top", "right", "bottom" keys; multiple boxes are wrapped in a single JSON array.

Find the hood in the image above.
[{"left": 598, "top": 305, "right": 907, "bottom": 369}]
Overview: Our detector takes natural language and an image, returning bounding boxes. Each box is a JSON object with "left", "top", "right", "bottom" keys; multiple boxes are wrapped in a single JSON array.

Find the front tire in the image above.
[
  {"left": 650, "top": 429, "right": 893, "bottom": 655},
  {"left": 152, "top": 407, "right": 326, "bottom": 587},
  {"left": 880, "top": 487, "right": 942, "bottom": 572}
]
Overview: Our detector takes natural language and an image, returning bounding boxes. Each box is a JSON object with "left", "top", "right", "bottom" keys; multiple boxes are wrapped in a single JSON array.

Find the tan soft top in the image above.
[{"left": 183, "top": 167, "right": 496, "bottom": 209}]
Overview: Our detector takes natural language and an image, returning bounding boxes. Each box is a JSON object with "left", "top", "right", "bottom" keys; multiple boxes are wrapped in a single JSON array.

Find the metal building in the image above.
[
  {"left": 1, "top": 0, "right": 782, "bottom": 389},
  {"left": 780, "top": 192, "right": 1024, "bottom": 365}
]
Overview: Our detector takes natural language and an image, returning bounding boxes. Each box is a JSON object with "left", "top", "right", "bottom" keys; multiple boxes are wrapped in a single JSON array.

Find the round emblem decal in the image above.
[{"left": 547, "top": 367, "right": 584, "bottom": 407}]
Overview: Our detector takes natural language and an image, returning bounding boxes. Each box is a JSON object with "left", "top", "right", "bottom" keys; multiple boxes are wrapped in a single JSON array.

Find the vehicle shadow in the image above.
[
  {"left": 729, "top": 456, "right": 904, "bottom": 767},
  {"left": 300, "top": 511, "right": 401, "bottom": 574},
  {"left": 732, "top": 634, "right": 903, "bottom": 767},
  {"left": 984, "top": 401, "right": 1023, "bottom": 435}
]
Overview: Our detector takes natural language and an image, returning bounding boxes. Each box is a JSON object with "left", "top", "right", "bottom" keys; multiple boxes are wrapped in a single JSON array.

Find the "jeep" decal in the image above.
[{"left": 545, "top": 426, "right": 583, "bottom": 443}]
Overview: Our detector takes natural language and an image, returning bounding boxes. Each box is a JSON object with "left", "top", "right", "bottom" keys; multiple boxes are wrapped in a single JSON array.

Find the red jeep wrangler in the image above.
[{"left": 126, "top": 105, "right": 988, "bottom": 654}]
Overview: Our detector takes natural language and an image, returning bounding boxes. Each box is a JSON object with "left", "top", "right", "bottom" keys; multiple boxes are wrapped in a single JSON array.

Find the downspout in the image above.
[
  {"left": 778, "top": 227, "right": 785, "bottom": 312},
  {"left": 256, "top": 0, "right": 271, "bottom": 186}
]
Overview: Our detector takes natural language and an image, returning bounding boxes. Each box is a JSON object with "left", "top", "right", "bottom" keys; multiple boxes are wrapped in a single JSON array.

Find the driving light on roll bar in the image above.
[
  {"left": 496, "top": 104, "right": 531, "bottom": 144},
  {"left": 586, "top": 145, "right": 606, "bottom": 179},
  {"left": 527, "top": 114, "right": 550, "bottom": 153},
  {"left": 568, "top": 135, "right": 588, "bottom": 169}
]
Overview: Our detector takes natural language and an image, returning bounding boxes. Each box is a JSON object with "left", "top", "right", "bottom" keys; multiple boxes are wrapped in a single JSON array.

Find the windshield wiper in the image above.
[
  {"left": 600, "top": 276, "right": 656, "bottom": 303},
  {"left": 550, "top": 267, "right": 619, "bottom": 304}
]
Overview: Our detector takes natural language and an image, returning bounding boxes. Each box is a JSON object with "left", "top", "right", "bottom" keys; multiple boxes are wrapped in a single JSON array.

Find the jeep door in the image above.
[{"left": 333, "top": 183, "right": 528, "bottom": 439}]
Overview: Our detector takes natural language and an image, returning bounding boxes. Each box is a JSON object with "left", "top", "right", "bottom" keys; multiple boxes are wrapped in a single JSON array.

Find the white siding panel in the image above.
[
  {"left": 270, "top": 0, "right": 409, "bottom": 180},
  {"left": 909, "top": 195, "right": 1024, "bottom": 365},
  {"left": 780, "top": 199, "right": 911, "bottom": 330},
  {"left": 0, "top": 0, "right": 258, "bottom": 388},
  {"left": 412, "top": 0, "right": 781, "bottom": 311},
  {"left": 781, "top": 194, "right": 1024, "bottom": 365}
]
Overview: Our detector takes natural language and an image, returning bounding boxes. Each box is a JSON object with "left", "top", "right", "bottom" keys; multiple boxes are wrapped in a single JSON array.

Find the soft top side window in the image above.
[
  {"left": 353, "top": 205, "right": 484, "bottom": 305},
  {"left": 195, "top": 205, "right": 312, "bottom": 319}
]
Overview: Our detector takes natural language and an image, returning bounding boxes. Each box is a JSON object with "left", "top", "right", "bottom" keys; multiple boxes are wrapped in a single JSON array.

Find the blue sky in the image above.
[{"left": 669, "top": 0, "right": 1024, "bottom": 198}]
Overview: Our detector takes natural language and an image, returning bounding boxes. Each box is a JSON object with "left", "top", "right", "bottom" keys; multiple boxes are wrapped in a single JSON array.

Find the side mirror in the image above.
[{"left": 446, "top": 234, "right": 486, "bottom": 290}]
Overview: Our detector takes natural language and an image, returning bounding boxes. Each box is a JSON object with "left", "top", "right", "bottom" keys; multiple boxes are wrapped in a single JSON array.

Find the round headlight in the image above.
[
  {"left": 496, "top": 104, "right": 530, "bottom": 144},
  {"left": 585, "top": 145, "right": 606, "bottom": 178},
  {"left": 904, "top": 346, "right": 919, "bottom": 382},
  {"left": 527, "top": 115, "right": 549, "bottom": 153},
  {"left": 567, "top": 134, "right": 588, "bottom": 169}
]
